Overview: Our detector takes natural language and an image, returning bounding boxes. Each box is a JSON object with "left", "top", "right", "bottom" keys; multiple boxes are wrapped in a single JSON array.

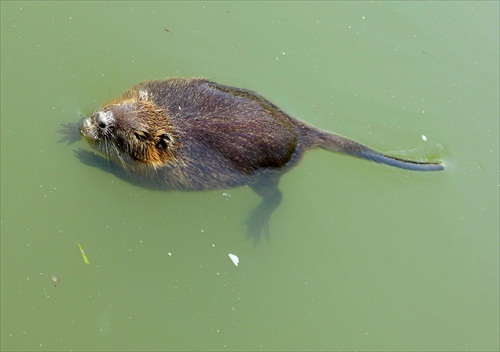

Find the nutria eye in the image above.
[
  {"left": 98, "top": 122, "right": 106, "bottom": 129},
  {"left": 134, "top": 132, "right": 146, "bottom": 141}
]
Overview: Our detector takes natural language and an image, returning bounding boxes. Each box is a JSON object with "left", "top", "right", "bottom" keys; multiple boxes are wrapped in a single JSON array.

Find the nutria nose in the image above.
[
  {"left": 78, "top": 117, "right": 98, "bottom": 140},
  {"left": 95, "top": 110, "right": 115, "bottom": 129}
]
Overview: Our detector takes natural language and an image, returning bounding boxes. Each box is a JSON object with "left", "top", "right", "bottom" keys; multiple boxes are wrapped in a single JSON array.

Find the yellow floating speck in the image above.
[{"left": 78, "top": 243, "right": 89, "bottom": 264}]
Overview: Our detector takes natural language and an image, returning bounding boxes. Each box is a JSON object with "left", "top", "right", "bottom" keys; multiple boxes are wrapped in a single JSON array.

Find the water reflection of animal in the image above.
[{"left": 75, "top": 78, "right": 444, "bottom": 241}]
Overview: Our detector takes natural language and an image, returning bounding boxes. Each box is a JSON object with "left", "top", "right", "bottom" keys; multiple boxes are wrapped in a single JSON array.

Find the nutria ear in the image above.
[
  {"left": 134, "top": 131, "right": 148, "bottom": 142},
  {"left": 156, "top": 133, "right": 172, "bottom": 149}
]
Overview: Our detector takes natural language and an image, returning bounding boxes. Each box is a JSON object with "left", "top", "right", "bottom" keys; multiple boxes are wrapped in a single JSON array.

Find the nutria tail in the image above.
[{"left": 296, "top": 121, "right": 444, "bottom": 171}]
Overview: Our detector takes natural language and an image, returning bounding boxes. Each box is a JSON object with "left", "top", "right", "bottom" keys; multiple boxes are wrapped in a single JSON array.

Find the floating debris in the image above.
[
  {"left": 422, "top": 135, "right": 427, "bottom": 141},
  {"left": 78, "top": 243, "right": 89, "bottom": 264},
  {"left": 228, "top": 253, "right": 239, "bottom": 267},
  {"left": 50, "top": 275, "right": 60, "bottom": 287}
]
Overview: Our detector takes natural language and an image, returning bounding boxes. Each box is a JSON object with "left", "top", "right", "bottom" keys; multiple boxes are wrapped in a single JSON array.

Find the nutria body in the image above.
[{"left": 78, "top": 78, "right": 443, "bottom": 240}]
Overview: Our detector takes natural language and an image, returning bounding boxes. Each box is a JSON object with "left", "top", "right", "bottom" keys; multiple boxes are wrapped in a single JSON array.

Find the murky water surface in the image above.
[{"left": 1, "top": 2, "right": 498, "bottom": 351}]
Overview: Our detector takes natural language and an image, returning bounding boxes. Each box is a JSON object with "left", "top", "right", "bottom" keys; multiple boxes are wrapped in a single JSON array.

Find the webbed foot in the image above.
[{"left": 245, "top": 176, "right": 282, "bottom": 244}]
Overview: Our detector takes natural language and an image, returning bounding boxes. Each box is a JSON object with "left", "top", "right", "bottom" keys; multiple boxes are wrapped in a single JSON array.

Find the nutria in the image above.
[{"left": 76, "top": 77, "right": 443, "bottom": 241}]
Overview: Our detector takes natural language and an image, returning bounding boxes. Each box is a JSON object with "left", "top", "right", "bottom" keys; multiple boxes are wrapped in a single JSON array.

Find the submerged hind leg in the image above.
[{"left": 245, "top": 175, "right": 282, "bottom": 243}]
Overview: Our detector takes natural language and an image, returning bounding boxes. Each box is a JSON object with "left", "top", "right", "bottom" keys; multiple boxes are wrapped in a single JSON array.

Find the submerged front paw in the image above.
[{"left": 58, "top": 122, "right": 81, "bottom": 145}]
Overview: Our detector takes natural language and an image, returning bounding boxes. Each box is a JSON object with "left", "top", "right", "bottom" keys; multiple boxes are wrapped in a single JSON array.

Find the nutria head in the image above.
[{"left": 79, "top": 88, "right": 178, "bottom": 170}]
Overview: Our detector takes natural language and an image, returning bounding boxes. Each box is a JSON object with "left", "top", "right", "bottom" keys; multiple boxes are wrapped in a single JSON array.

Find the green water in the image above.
[{"left": 1, "top": 1, "right": 498, "bottom": 351}]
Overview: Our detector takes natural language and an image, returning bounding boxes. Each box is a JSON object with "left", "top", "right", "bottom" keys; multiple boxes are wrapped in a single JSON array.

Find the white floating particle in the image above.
[
  {"left": 421, "top": 135, "right": 427, "bottom": 141},
  {"left": 167, "top": 252, "right": 172, "bottom": 256},
  {"left": 228, "top": 253, "right": 239, "bottom": 267}
]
